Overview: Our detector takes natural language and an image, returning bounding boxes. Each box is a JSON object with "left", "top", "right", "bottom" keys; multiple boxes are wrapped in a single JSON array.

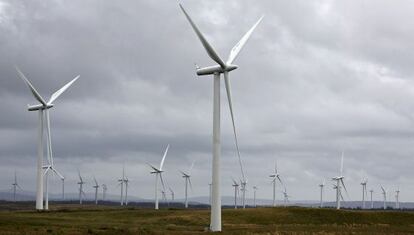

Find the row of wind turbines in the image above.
[{"left": 10, "top": 3, "right": 404, "bottom": 232}]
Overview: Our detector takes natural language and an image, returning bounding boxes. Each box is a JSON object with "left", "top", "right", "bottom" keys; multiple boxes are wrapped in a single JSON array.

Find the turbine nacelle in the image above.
[
  {"left": 28, "top": 103, "right": 54, "bottom": 111},
  {"left": 196, "top": 64, "right": 238, "bottom": 76}
]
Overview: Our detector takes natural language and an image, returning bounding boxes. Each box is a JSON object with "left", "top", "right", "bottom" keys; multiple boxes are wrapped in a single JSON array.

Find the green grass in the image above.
[{"left": 0, "top": 205, "right": 413, "bottom": 234}]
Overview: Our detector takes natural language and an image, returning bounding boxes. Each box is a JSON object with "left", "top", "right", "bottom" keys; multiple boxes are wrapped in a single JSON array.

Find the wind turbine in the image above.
[
  {"left": 12, "top": 171, "right": 22, "bottom": 202},
  {"left": 124, "top": 177, "right": 129, "bottom": 206},
  {"left": 332, "top": 152, "right": 348, "bottom": 210},
  {"left": 93, "top": 177, "right": 100, "bottom": 205},
  {"left": 240, "top": 179, "right": 248, "bottom": 209},
  {"left": 180, "top": 160, "right": 195, "bottom": 209},
  {"left": 102, "top": 184, "right": 107, "bottom": 201},
  {"left": 15, "top": 67, "right": 79, "bottom": 210},
  {"left": 169, "top": 187, "right": 175, "bottom": 201},
  {"left": 148, "top": 144, "right": 170, "bottom": 210},
  {"left": 179, "top": 4, "right": 263, "bottom": 232},
  {"left": 380, "top": 186, "right": 387, "bottom": 210},
  {"left": 369, "top": 189, "right": 374, "bottom": 209},
  {"left": 77, "top": 170, "right": 86, "bottom": 204},
  {"left": 395, "top": 188, "right": 400, "bottom": 209},
  {"left": 282, "top": 189, "right": 290, "bottom": 207},
  {"left": 269, "top": 161, "right": 284, "bottom": 207},
  {"left": 333, "top": 184, "right": 345, "bottom": 207},
  {"left": 253, "top": 186, "right": 258, "bottom": 208},
  {"left": 118, "top": 165, "right": 127, "bottom": 206},
  {"left": 61, "top": 178, "right": 65, "bottom": 200},
  {"left": 231, "top": 179, "right": 239, "bottom": 209},
  {"left": 318, "top": 180, "right": 325, "bottom": 208},
  {"left": 360, "top": 178, "right": 368, "bottom": 209}
]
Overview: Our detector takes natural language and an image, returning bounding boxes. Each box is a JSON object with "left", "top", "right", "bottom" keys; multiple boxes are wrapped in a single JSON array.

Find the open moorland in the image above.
[{"left": 0, "top": 203, "right": 413, "bottom": 234}]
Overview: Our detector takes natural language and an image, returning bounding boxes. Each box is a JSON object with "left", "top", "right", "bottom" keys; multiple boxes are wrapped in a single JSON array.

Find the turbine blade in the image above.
[
  {"left": 94, "top": 177, "right": 98, "bottom": 186},
  {"left": 340, "top": 179, "right": 349, "bottom": 198},
  {"left": 189, "top": 160, "right": 195, "bottom": 176},
  {"left": 223, "top": 71, "right": 245, "bottom": 181},
  {"left": 159, "top": 144, "right": 170, "bottom": 170},
  {"left": 179, "top": 4, "right": 226, "bottom": 68},
  {"left": 147, "top": 163, "right": 159, "bottom": 172},
  {"left": 159, "top": 173, "right": 166, "bottom": 192},
  {"left": 48, "top": 75, "right": 80, "bottom": 104},
  {"left": 277, "top": 175, "right": 284, "bottom": 188},
  {"left": 15, "top": 66, "right": 47, "bottom": 106},
  {"left": 52, "top": 167, "right": 64, "bottom": 179},
  {"left": 188, "top": 178, "right": 193, "bottom": 192},
  {"left": 227, "top": 15, "right": 264, "bottom": 64}
]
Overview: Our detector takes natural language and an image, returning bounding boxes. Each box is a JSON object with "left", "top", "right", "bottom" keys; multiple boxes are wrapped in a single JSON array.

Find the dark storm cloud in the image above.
[{"left": 0, "top": 0, "right": 414, "bottom": 202}]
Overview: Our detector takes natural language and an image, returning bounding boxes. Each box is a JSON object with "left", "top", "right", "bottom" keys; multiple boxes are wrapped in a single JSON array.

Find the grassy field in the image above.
[{"left": 0, "top": 204, "right": 413, "bottom": 234}]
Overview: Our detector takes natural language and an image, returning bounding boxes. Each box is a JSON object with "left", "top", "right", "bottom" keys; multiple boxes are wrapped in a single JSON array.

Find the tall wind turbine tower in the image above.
[
  {"left": 395, "top": 189, "right": 400, "bottom": 209},
  {"left": 93, "top": 177, "right": 100, "bottom": 205},
  {"left": 148, "top": 144, "right": 170, "bottom": 210},
  {"left": 360, "top": 178, "right": 368, "bottom": 209},
  {"left": 179, "top": 4, "right": 263, "bottom": 231},
  {"left": 169, "top": 187, "right": 175, "bottom": 201},
  {"left": 240, "top": 179, "right": 247, "bottom": 209},
  {"left": 332, "top": 152, "right": 348, "bottom": 210},
  {"left": 124, "top": 177, "right": 129, "bottom": 206},
  {"left": 231, "top": 179, "right": 239, "bottom": 209},
  {"left": 369, "top": 189, "right": 374, "bottom": 209},
  {"left": 15, "top": 67, "right": 79, "bottom": 210},
  {"left": 77, "top": 170, "right": 85, "bottom": 204},
  {"left": 180, "top": 161, "right": 195, "bottom": 209},
  {"left": 12, "top": 171, "right": 22, "bottom": 202},
  {"left": 253, "top": 186, "right": 258, "bottom": 208},
  {"left": 102, "top": 184, "right": 107, "bottom": 201},
  {"left": 318, "top": 180, "right": 325, "bottom": 208},
  {"left": 118, "top": 165, "right": 128, "bottom": 206},
  {"left": 380, "top": 186, "right": 387, "bottom": 210},
  {"left": 269, "top": 161, "right": 283, "bottom": 207}
]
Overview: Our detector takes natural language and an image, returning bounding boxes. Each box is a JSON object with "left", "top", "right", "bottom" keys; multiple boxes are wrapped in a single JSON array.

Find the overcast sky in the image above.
[{"left": 1, "top": 0, "right": 414, "bottom": 203}]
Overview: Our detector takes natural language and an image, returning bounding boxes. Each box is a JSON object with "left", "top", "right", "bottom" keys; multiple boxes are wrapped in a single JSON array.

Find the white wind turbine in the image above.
[
  {"left": 332, "top": 152, "right": 348, "bottom": 210},
  {"left": 93, "top": 177, "right": 100, "bottom": 205},
  {"left": 102, "top": 184, "right": 108, "bottom": 201},
  {"left": 15, "top": 67, "right": 79, "bottom": 210},
  {"left": 269, "top": 161, "right": 284, "bottom": 207},
  {"left": 282, "top": 189, "right": 290, "bottom": 207},
  {"left": 318, "top": 180, "right": 325, "bottom": 208},
  {"left": 180, "top": 160, "right": 195, "bottom": 209},
  {"left": 253, "top": 186, "right": 258, "bottom": 208},
  {"left": 124, "top": 177, "right": 129, "bottom": 206},
  {"left": 77, "top": 170, "right": 86, "bottom": 204},
  {"left": 369, "top": 189, "right": 374, "bottom": 209},
  {"left": 380, "top": 185, "right": 387, "bottom": 210},
  {"left": 148, "top": 144, "right": 170, "bottom": 210},
  {"left": 169, "top": 187, "right": 175, "bottom": 202},
  {"left": 179, "top": 4, "right": 263, "bottom": 231},
  {"left": 118, "top": 165, "right": 128, "bottom": 206},
  {"left": 240, "top": 179, "right": 248, "bottom": 209},
  {"left": 12, "top": 171, "right": 22, "bottom": 202},
  {"left": 395, "top": 188, "right": 400, "bottom": 209},
  {"left": 231, "top": 179, "right": 240, "bottom": 209},
  {"left": 360, "top": 178, "right": 368, "bottom": 209}
]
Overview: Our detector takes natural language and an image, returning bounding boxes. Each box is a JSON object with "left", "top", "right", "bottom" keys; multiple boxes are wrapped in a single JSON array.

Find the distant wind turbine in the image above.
[
  {"left": 318, "top": 180, "right": 325, "bottom": 208},
  {"left": 380, "top": 186, "right": 387, "bottom": 210},
  {"left": 15, "top": 67, "right": 78, "bottom": 210},
  {"left": 179, "top": 4, "right": 263, "bottom": 232},
  {"left": 148, "top": 144, "right": 170, "bottom": 210},
  {"left": 369, "top": 189, "right": 374, "bottom": 209},
  {"left": 332, "top": 152, "right": 348, "bottom": 210},
  {"left": 269, "top": 161, "right": 284, "bottom": 207},
  {"left": 12, "top": 171, "right": 22, "bottom": 202},
  {"left": 169, "top": 187, "right": 175, "bottom": 201},
  {"left": 93, "top": 177, "right": 100, "bottom": 205},
  {"left": 180, "top": 160, "right": 195, "bottom": 209},
  {"left": 360, "top": 178, "right": 368, "bottom": 209},
  {"left": 395, "top": 188, "right": 400, "bottom": 209},
  {"left": 231, "top": 179, "right": 240, "bottom": 209},
  {"left": 77, "top": 170, "right": 86, "bottom": 204},
  {"left": 102, "top": 184, "right": 107, "bottom": 201},
  {"left": 253, "top": 186, "right": 258, "bottom": 208}
]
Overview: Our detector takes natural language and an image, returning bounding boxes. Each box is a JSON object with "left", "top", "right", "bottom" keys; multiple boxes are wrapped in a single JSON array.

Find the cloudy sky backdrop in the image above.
[{"left": 1, "top": 0, "right": 414, "bottom": 203}]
